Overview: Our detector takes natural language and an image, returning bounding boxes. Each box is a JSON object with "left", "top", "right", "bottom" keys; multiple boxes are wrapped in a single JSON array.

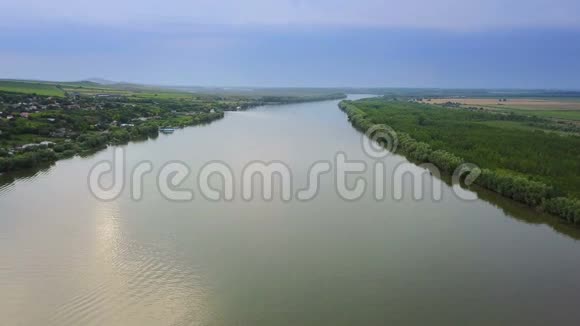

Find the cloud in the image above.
[
  {"left": 1, "top": 1, "right": 579, "bottom": 88},
  {"left": 2, "top": 0, "right": 580, "bottom": 30}
]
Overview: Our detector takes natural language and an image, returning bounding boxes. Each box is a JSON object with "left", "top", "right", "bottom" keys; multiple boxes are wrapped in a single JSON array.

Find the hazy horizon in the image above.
[
  {"left": 2, "top": 0, "right": 580, "bottom": 89},
  {"left": 4, "top": 77, "right": 580, "bottom": 92}
]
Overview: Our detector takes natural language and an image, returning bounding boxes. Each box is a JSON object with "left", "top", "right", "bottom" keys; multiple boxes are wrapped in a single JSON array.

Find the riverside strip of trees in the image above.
[
  {"left": 0, "top": 91, "right": 346, "bottom": 173},
  {"left": 339, "top": 98, "right": 580, "bottom": 225}
]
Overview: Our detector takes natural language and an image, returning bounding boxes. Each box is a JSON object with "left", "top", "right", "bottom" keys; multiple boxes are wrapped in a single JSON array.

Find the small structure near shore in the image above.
[{"left": 159, "top": 127, "right": 175, "bottom": 134}]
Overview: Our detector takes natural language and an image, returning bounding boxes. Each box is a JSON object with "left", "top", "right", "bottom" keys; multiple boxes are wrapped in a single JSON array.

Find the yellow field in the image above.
[{"left": 421, "top": 98, "right": 580, "bottom": 111}]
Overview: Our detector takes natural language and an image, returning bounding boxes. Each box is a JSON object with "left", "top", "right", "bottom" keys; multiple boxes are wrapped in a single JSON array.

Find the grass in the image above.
[
  {"left": 424, "top": 98, "right": 580, "bottom": 110},
  {"left": 0, "top": 79, "right": 197, "bottom": 99},
  {"left": 422, "top": 97, "right": 580, "bottom": 121},
  {"left": 475, "top": 120, "right": 578, "bottom": 136},
  {"left": 517, "top": 110, "right": 580, "bottom": 121},
  {"left": 476, "top": 120, "right": 540, "bottom": 131},
  {"left": 487, "top": 106, "right": 580, "bottom": 121},
  {"left": 0, "top": 80, "right": 65, "bottom": 97}
]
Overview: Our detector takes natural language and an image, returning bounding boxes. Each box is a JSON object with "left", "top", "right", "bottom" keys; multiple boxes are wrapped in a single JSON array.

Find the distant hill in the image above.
[
  {"left": 0, "top": 79, "right": 198, "bottom": 99},
  {"left": 84, "top": 78, "right": 118, "bottom": 85}
]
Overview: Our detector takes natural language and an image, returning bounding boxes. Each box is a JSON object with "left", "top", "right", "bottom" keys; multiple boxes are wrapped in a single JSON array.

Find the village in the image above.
[{"left": 0, "top": 91, "right": 227, "bottom": 172}]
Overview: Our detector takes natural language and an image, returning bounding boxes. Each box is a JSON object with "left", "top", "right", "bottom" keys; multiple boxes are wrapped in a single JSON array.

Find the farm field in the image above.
[
  {"left": 423, "top": 98, "right": 580, "bottom": 110},
  {"left": 517, "top": 109, "right": 580, "bottom": 121},
  {"left": 0, "top": 80, "right": 195, "bottom": 99},
  {"left": 0, "top": 80, "right": 65, "bottom": 97},
  {"left": 421, "top": 97, "right": 580, "bottom": 121}
]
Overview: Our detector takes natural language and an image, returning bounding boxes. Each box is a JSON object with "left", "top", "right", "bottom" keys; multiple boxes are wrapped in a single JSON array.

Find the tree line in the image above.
[{"left": 339, "top": 100, "right": 580, "bottom": 225}]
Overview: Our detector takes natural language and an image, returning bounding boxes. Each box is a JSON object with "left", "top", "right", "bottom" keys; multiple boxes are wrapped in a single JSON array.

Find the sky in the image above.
[{"left": 1, "top": 0, "right": 579, "bottom": 88}]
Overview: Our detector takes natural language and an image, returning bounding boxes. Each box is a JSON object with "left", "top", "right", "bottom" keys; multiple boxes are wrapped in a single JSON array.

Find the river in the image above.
[{"left": 1, "top": 95, "right": 580, "bottom": 325}]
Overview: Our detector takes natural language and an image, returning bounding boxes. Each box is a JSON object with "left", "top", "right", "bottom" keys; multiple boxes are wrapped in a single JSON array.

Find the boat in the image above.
[{"left": 159, "top": 127, "right": 175, "bottom": 134}]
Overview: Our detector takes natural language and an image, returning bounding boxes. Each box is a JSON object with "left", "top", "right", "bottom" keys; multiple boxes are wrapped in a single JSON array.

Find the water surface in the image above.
[{"left": 1, "top": 95, "right": 580, "bottom": 325}]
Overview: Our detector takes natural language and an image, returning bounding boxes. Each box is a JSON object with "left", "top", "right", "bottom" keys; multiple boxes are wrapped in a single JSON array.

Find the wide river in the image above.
[{"left": 1, "top": 95, "right": 580, "bottom": 325}]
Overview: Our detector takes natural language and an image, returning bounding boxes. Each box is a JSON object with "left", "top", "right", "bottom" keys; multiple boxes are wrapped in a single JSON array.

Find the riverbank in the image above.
[
  {"left": 339, "top": 99, "right": 580, "bottom": 225},
  {"left": 0, "top": 111, "right": 225, "bottom": 173},
  {"left": 0, "top": 91, "right": 346, "bottom": 174}
]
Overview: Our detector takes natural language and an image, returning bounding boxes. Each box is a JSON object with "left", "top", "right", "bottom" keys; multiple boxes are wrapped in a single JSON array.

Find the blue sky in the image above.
[{"left": 1, "top": 0, "right": 579, "bottom": 88}]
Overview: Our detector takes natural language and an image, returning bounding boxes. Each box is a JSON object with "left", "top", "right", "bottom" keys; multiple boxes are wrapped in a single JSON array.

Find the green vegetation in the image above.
[
  {"left": 475, "top": 120, "right": 580, "bottom": 135},
  {"left": 0, "top": 79, "right": 348, "bottom": 102},
  {"left": 479, "top": 106, "right": 580, "bottom": 121},
  {"left": 339, "top": 98, "right": 580, "bottom": 224},
  {"left": 0, "top": 79, "right": 192, "bottom": 99},
  {"left": 0, "top": 91, "right": 231, "bottom": 172},
  {"left": 513, "top": 109, "right": 580, "bottom": 121},
  {"left": 0, "top": 82, "right": 345, "bottom": 174},
  {"left": 0, "top": 80, "right": 65, "bottom": 97}
]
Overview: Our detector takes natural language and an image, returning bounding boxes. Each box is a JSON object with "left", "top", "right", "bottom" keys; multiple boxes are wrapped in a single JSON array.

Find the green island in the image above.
[
  {"left": 0, "top": 79, "right": 345, "bottom": 173},
  {"left": 339, "top": 96, "right": 580, "bottom": 224}
]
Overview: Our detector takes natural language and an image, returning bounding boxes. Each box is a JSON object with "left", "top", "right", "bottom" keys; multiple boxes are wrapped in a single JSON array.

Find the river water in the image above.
[{"left": 1, "top": 95, "right": 580, "bottom": 325}]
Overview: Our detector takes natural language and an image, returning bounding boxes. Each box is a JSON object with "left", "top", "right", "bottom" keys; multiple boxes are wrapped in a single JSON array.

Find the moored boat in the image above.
[{"left": 159, "top": 127, "right": 175, "bottom": 134}]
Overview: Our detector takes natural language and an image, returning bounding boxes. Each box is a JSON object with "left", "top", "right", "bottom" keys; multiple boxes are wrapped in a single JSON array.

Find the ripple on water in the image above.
[
  {"left": 0, "top": 168, "right": 52, "bottom": 197},
  {"left": 48, "top": 238, "right": 211, "bottom": 326},
  {"left": 43, "top": 202, "right": 210, "bottom": 325}
]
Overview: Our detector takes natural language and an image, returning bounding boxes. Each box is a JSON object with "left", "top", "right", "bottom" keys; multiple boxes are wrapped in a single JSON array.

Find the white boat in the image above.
[{"left": 159, "top": 127, "right": 175, "bottom": 134}]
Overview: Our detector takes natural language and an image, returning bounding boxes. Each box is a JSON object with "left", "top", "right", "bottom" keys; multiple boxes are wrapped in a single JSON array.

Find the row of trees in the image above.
[
  {"left": 339, "top": 101, "right": 371, "bottom": 132},
  {"left": 399, "top": 132, "right": 465, "bottom": 172},
  {"left": 527, "top": 121, "right": 580, "bottom": 134},
  {"left": 476, "top": 168, "right": 556, "bottom": 207},
  {"left": 339, "top": 99, "right": 580, "bottom": 225},
  {"left": 260, "top": 93, "right": 346, "bottom": 104},
  {"left": 397, "top": 127, "right": 563, "bottom": 210},
  {"left": 544, "top": 197, "right": 580, "bottom": 224},
  {"left": 0, "top": 149, "right": 57, "bottom": 171},
  {"left": 0, "top": 113, "right": 225, "bottom": 173},
  {"left": 428, "top": 150, "right": 464, "bottom": 173},
  {"left": 398, "top": 133, "right": 432, "bottom": 161}
]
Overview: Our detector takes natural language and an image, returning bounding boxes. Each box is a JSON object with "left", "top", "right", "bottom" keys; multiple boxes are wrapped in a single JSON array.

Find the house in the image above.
[
  {"left": 47, "top": 118, "right": 56, "bottom": 122},
  {"left": 95, "top": 94, "right": 122, "bottom": 99},
  {"left": 21, "top": 143, "right": 39, "bottom": 150},
  {"left": 50, "top": 128, "right": 67, "bottom": 138},
  {"left": 20, "top": 112, "right": 30, "bottom": 118}
]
